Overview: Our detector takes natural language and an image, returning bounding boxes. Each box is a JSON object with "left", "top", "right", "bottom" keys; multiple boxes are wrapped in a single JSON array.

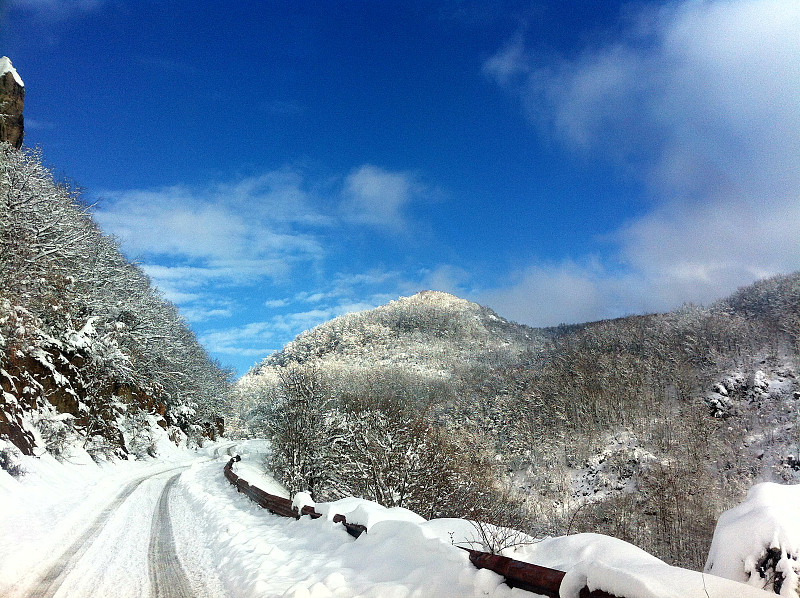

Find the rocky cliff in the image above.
[{"left": 0, "top": 57, "right": 24, "bottom": 149}]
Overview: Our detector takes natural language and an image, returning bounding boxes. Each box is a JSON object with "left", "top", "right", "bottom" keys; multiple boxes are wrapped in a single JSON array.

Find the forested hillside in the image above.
[
  {"left": 235, "top": 281, "right": 800, "bottom": 570},
  {"left": 0, "top": 144, "right": 231, "bottom": 463}
]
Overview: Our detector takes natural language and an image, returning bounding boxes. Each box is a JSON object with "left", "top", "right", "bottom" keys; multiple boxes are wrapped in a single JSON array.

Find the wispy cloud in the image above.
[
  {"left": 340, "top": 165, "right": 427, "bottom": 231},
  {"left": 200, "top": 322, "right": 276, "bottom": 357},
  {"left": 95, "top": 171, "right": 329, "bottom": 286},
  {"left": 93, "top": 165, "right": 433, "bottom": 368},
  {"left": 482, "top": 0, "right": 800, "bottom": 322},
  {"left": 21, "top": 117, "right": 55, "bottom": 130},
  {"left": 482, "top": 34, "right": 530, "bottom": 86},
  {"left": 200, "top": 296, "right": 387, "bottom": 363},
  {"left": 477, "top": 260, "right": 612, "bottom": 327}
]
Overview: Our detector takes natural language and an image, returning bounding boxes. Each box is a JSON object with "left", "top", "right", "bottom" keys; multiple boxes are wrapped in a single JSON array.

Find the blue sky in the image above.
[{"left": 3, "top": 0, "right": 799, "bottom": 375}]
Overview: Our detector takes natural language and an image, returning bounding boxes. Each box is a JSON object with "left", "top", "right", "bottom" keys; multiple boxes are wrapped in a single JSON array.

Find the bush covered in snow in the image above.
[
  {"left": 705, "top": 482, "right": 800, "bottom": 597},
  {"left": 0, "top": 439, "right": 24, "bottom": 477}
]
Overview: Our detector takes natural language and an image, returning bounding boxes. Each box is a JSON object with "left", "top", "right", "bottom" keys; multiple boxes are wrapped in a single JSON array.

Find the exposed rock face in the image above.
[{"left": 0, "top": 57, "right": 24, "bottom": 149}]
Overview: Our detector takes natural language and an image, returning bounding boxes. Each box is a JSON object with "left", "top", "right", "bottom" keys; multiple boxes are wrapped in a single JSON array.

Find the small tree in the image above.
[{"left": 264, "top": 363, "right": 332, "bottom": 497}]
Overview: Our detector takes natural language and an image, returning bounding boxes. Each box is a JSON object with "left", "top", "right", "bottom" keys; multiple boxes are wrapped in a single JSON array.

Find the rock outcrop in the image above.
[{"left": 0, "top": 57, "right": 24, "bottom": 149}]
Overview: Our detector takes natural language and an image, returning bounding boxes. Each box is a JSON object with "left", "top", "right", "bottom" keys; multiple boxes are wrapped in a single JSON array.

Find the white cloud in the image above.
[
  {"left": 200, "top": 322, "right": 276, "bottom": 357},
  {"left": 181, "top": 306, "right": 233, "bottom": 323},
  {"left": 92, "top": 165, "right": 437, "bottom": 369},
  {"left": 340, "top": 165, "right": 424, "bottom": 231},
  {"left": 264, "top": 298, "right": 290, "bottom": 309},
  {"left": 95, "top": 172, "right": 327, "bottom": 287},
  {"left": 202, "top": 298, "right": 381, "bottom": 361},
  {"left": 21, "top": 117, "right": 55, "bottom": 130},
  {"left": 482, "top": 0, "right": 800, "bottom": 323},
  {"left": 482, "top": 35, "right": 530, "bottom": 86},
  {"left": 478, "top": 260, "right": 613, "bottom": 327}
]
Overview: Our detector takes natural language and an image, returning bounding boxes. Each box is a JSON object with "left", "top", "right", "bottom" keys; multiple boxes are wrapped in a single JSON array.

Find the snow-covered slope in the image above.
[{"left": 233, "top": 275, "right": 800, "bottom": 571}]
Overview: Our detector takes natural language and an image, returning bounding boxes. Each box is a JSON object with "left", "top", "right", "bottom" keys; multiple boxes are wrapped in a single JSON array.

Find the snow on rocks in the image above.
[
  {"left": 571, "top": 432, "right": 655, "bottom": 503},
  {"left": 705, "top": 482, "right": 800, "bottom": 597},
  {"left": 0, "top": 56, "right": 24, "bottom": 86}
]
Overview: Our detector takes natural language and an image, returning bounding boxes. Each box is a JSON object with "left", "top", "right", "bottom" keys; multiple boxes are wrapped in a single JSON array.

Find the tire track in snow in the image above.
[
  {"left": 148, "top": 472, "right": 194, "bottom": 598},
  {"left": 26, "top": 474, "right": 152, "bottom": 598},
  {"left": 24, "top": 466, "right": 186, "bottom": 598}
]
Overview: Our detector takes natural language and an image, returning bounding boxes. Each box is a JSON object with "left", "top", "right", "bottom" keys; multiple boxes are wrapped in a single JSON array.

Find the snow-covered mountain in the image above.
[
  {"left": 262, "top": 289, "right": 540, "bottom": 369},
  {"left": 235, "top": 274, "right": 800, "bottom": 571}
]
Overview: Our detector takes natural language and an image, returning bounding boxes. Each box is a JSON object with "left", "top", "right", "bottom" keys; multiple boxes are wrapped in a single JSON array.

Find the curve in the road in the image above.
[{"left": 148, "top": 472, "right": 194, "bottom": 598}]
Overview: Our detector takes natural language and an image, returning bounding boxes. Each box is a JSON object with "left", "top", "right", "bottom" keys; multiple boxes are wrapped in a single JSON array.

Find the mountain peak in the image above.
[{"left": 395, "top": 290, "right": 474, "bottom": 310}]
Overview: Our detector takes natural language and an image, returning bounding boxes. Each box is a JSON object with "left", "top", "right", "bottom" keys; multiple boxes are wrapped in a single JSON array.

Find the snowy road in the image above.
[
  {"left": 0, "top": 443, "right": 236, "bottom": 598},
  {"left": 26, "top": 467, "right": 196, "bottom": 598},
  {"left": 1, "top": 441, "right": 525, "bottom": 597}
]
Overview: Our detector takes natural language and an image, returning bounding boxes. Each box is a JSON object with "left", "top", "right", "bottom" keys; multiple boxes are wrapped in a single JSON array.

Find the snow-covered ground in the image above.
[
  {"left": 0, "top": 436, "right": 231, "bottom": 598},
  {"left": 0, "top": 439, "right": 524, "bottom": 597},
  {"left": 0, "top": 436, "right": 788, "bottom": 598}
]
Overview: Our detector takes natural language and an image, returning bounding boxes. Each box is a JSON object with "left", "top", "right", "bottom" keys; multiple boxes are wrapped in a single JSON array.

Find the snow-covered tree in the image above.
[{"left": 1, "top": 144, "right": 231, "bottom": 457}]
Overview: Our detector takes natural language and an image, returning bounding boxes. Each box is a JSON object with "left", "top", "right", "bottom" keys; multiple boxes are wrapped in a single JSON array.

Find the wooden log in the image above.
[
  {"left": 342, "top": 522, "right": 367, "bottom": 538},
  {"left": 331, "top": 513, "right": 366, "bottom": 538},
  {"left": 463, "top": 549, "right": 617, "bottom": 598},
  {"left": 224, "top": 467, "right": 238, "bottom": 484},
  {"left": 299, "top": 505, "right": 322, "bottom": 519}
]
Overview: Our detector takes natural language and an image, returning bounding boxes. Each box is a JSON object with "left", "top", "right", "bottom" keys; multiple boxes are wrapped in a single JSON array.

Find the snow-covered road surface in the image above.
[
  {"left": 29, "top": 467, "right": 191, "bottom": 598},
  {"left": 0, "top": 440, "right": 528, "bottom": 597},
  {"left": 0, "top": 442, "right": 235, "bottom": 598},
  {"left": 148, "top": 472, "right": 195, "bottom": 598}
]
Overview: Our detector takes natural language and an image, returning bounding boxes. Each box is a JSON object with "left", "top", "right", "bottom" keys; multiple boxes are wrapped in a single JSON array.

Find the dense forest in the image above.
[
  {"left": 235, "top": 281, "right": 800, "bottom": 570},
  {"left": 0, "top": 144, "right": 231, "bottom": 462}
]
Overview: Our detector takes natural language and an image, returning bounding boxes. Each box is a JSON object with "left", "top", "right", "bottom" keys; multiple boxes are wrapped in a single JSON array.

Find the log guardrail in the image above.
[
  {"left": 223, "top": 456, "right": 615, "bottom": 597},
  {"left": 224, "top": 456, "right": 367, "bottom": 537}
]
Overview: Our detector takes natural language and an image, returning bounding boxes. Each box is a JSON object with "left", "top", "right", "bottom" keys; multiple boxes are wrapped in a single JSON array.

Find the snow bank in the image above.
[
  {"left": 506, "top": 533, "right": 772, "bottom": 598},
  {"left": 230, "top": 439, "right": 290, "bottom": 498},
  {"left": 706, "top": 482, "right": 800, "bottom": 597},
  {"left": 0, "top": 56, "right": 24, "bottom": 87},
  {"left": 181, "top": 458, "right": 522, "bottom": 597},
  {"left": 225, "top": 449, "right": 775, "bottom": 598},
  {"left": 313, "top": 496, "right": 426, "bottom": 527}
]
